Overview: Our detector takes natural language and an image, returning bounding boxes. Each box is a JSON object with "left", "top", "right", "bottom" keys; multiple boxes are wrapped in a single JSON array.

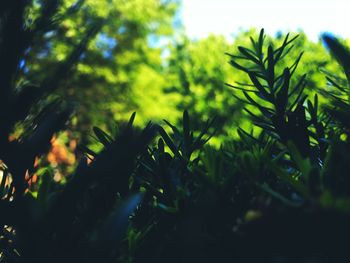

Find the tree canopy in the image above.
[{"left": 22, "top": 1, "right": 343, "bottom": 146}]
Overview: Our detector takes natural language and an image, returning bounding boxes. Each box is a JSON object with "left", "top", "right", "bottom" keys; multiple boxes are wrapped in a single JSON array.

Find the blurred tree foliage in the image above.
[
  {"left": 24, "top": 0, "right": 180, "bottom": 144},
  {"left": 24, "top": 1, "right": 343, "bottom": 146},
  {"left": 166, "top": 29, "right": 341, "bottom": 141}
]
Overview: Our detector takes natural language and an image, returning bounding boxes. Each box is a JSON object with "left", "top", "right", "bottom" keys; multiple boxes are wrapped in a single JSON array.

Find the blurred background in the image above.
[{"left": 23, "top": 0, "right": 349, "bottom": 176}]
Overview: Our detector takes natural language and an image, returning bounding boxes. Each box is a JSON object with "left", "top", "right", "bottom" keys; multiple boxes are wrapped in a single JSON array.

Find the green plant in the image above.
[
  {"left": 0, "top": 2, "right": 156, "bottom": 263},
  {"left": 3, "top": 0, "right": 350, "bottom": 261},
  {"left": 223, "top": 29, "right": 350, "bottom": 261},
  {"left": 125, "top": 30, "right": 350, "bottom": 263}
]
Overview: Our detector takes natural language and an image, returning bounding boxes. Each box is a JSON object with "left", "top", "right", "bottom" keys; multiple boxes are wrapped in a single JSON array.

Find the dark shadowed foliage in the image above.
[{"left": 0, "top": 1, "right": 156, "bottom": 263}]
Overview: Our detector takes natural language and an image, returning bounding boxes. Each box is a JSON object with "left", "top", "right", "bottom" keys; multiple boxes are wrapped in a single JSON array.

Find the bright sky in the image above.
[{"left": 181, "top": 0, "right": 350, "bottom": 42}]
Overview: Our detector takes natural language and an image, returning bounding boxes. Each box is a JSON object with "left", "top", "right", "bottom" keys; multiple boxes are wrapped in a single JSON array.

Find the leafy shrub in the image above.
[
  {"left": 0, "top": 2, "right": 155, "bottom": 263},
  {"left": 128, "top": 30, "right": 350, "bottom": 262}
]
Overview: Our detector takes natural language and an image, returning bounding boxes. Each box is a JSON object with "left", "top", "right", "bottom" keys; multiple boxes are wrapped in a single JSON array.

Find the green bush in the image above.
[
  {"left": 0, "top": 2, "right": 155, "bottom": 262},
  {"left": 128, "top": 30, "right": 350, "bottom": 262}
]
